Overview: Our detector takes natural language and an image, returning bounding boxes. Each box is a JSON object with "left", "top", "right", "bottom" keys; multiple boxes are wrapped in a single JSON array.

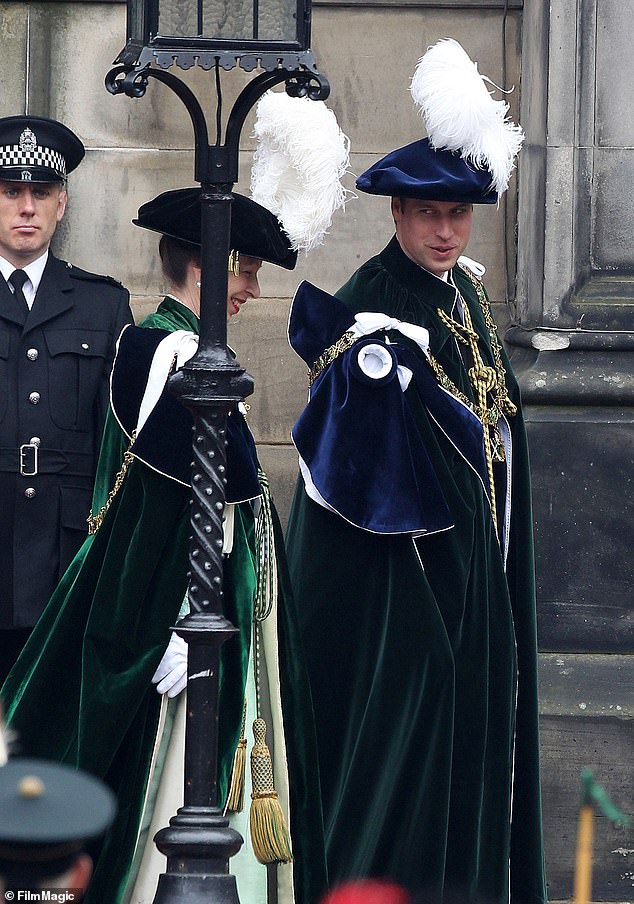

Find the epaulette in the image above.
[
  {"left": 65, "top": 261, "right": 124, "bottom": 288},
  {"left": 457, "top": 255, "right": 486, "bottom": 281}
]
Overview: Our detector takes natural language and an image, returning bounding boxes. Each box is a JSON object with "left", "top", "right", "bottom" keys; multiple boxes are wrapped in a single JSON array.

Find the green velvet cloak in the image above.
[
  {"left": 286, "top": 240, "right": 547, "bottom": 904},
  {"left": 2, "top": 297, "right": 326, "bottom": 904}
]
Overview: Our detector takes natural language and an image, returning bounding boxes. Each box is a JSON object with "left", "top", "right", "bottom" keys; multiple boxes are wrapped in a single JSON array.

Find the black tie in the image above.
[{"left": 8, "top": 269, "right": 29, "bottom": 310}]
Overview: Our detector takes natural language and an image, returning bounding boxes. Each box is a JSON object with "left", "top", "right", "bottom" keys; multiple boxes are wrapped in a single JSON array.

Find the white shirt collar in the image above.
[{"left": 0, "top": 250, "right": 49, "bottom": 308}]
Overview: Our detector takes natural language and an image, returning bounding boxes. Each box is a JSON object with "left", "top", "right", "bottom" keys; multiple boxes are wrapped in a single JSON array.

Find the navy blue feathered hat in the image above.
[
  {"left": 134, "top": 187, "right": 297, "bottom": 270},
  {"left": 0, "top": 116, "right": 85, "bottom": 183},
  {"left": 357, "top": 138, "right": 498, "bottom": 204},
  {"left": 357, "top": 39, "right": 524, "bottom": 205}
]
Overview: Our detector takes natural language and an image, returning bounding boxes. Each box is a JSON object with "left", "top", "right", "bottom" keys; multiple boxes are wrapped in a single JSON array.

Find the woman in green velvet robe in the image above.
[{"left": 1, "top": 188, "right": 326, "bottom": 904}]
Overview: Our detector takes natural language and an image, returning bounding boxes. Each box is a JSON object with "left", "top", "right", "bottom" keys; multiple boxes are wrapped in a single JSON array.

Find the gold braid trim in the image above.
[
  {"left": 86, "top": 432, "right": 136, "bottom": 535},
  {"left": 308, "top": 330, "right": 357, "bottom": 386},
  {"left": 426, "top": 353, "right": 476, "bottom": 413}
]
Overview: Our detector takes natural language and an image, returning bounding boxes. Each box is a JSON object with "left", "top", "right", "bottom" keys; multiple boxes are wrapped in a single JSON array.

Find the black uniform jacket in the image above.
[{"left": 0, "top": 253, "right": 132, "bottom": 628}]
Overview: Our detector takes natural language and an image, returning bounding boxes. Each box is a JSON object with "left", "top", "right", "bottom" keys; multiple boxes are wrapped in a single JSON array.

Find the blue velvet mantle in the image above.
[
  {"left": 111, "top": 323, "right": 261, "bottom": 503},
  {"left": 288, "top": 280, "right": 489, "bottom": 534}
]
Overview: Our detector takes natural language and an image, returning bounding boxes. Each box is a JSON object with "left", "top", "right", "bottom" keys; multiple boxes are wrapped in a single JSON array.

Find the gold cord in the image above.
[
  {"left": 248, "top": 469, "right": 293, "bottom": 863},
  {"left": 433, "top": 270, "right": 517, "bottom": 535},
  {"left": 86, "top": 431, "right": 137, "bottom": 535},
  {"left": 254, "top": 469, "right": 276, "bottom": 624}
]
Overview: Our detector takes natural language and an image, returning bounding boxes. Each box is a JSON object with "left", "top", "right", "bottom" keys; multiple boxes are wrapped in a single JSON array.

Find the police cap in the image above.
[
  {"left": 0, "top": 116, "right": 85, "bottom": 184},
  {"left": 0, "top": 758, "right": 116, "bottom": 881}
]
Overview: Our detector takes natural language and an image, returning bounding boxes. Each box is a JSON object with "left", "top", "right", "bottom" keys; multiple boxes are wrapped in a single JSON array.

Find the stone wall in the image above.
[{"left": 513, "top": 2, "right": 634, "bottom": 900}]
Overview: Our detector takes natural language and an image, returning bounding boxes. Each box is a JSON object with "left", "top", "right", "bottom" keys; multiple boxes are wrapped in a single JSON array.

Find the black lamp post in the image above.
[{"left": 105, "top": 2, "right": 329, "bottom": 902}]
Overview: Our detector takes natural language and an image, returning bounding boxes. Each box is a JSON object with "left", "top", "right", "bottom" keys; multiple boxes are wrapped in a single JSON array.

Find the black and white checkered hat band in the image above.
[{"left": 0, "top": 144, "right": 66, "bottom": 176}]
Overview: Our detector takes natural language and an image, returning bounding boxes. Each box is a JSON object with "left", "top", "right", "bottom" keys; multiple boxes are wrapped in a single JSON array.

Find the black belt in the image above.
[{"left": 0, "top": 445, "right": 94, "bottom": 477}]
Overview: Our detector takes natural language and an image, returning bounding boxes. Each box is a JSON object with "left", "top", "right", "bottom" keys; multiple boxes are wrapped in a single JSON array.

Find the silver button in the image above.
[
  {"left": 26, "top": 348, "right": 39, "bottom": 361},
  {"left": 81, "top": 342, "right": 89, "bottom": 350},
  {"left": 28, "top": 391, "right": 40, "bottom": 405},
  {"left": 29, "top": 437, "right": 41, "bottom": 446},
  {"left": 24, "top": 487, "right": 36, "bottom": 499}
]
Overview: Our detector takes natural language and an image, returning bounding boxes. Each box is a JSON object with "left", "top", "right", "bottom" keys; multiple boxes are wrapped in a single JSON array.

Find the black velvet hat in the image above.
[
  {"left": 0, "top": 116, "right": 85, "bottom": 183},
  {"left": 0, "top": 758, "right": 116, "bottom": 881},
  {"left": 356, "top": 137, "right": 498, "bottom": 204},
  {"left": 133, "top": 187, "right": 298, "bottom": 270}
]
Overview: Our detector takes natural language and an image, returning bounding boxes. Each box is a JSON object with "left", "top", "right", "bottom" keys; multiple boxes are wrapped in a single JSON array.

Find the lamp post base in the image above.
[{"left": 153, "top": 806, "right": 243, "bottom": 904}]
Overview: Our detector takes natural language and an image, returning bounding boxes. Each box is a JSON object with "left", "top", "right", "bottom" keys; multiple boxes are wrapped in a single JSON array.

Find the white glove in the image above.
[{"left": 152, "top": 632, "right": 188, "bottom": 697}]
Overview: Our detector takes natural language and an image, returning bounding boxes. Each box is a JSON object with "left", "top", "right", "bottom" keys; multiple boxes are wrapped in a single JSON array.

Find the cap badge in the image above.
[
  {"left": 18, "top": 774, "right": 45, "bottom": 799},
  {"left": 19, "top": 128, "right": 38, "bottom": 153},
  {"left": 21, "top": 170, "right": 32, "bottom": 182}
]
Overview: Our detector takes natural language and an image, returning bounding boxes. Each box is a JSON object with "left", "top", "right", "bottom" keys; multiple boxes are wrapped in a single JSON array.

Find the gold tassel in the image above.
[
  {"left": 225, "top": 700, "right": 247, "bottom": 813},
  {"left": 249, "top": 718, "right": 293, "bottom": 864}
]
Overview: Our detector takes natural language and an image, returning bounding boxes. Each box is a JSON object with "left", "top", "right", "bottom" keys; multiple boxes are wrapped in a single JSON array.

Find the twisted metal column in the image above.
[
  {"left": 152, "top": 405, "right": 244, "bottom": 902},
  {"left": 189, "top": 409, "right": 228, "bottom": 624},
  {"left": 151, "top": 186, "right": 252, "bottom": 902}
]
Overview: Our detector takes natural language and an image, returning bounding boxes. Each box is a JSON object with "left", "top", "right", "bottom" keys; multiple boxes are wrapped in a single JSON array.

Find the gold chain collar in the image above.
[
  {"left": 431, "top": 267, "right": 517, "bottom": 535},
  {"left": 303, "top": 268, "right": 517, "bottom": 540}
]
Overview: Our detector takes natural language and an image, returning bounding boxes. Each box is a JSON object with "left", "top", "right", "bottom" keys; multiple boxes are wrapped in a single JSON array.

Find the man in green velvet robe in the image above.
[{"left": 285, "top": 40, "right": 547, "bottom": 904}]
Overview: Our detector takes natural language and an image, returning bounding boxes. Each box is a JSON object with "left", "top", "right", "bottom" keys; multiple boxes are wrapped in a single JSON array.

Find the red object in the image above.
[{"left": 320, "top": 880, "right": 412, "bottom": 904}]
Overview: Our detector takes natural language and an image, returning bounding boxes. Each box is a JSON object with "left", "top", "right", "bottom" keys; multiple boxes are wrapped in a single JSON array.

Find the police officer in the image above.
[
  {"left": 0, "top": 116, "right": 133, "bottom": 682},
  {"left": 0, "top": 756, "right": 116, "bottom": 896}
]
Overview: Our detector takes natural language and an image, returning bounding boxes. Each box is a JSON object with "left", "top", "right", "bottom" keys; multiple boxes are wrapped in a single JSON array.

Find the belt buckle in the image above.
[{"left": 19, "top": 442, "right": 38, "bottom": 477}]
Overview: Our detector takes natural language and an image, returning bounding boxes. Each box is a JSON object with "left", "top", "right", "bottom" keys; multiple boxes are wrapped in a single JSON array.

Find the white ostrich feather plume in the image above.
[
  {"left": 410, "top": 38, "right": 524, "bottom": 194},
  {"left": 251, "top": 91, "right": 351, "bottom": 253}
]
